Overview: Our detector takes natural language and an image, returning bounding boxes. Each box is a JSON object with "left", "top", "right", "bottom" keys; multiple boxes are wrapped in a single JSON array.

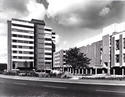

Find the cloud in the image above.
[
  {"left": 2, "top": 0, "right": 29, "bottom": 16},
  {"left": 55, "top": 34, "right": 60, "bottom": 44},
  {"left": 36, "top": 0, "right": 49, "bottom": 9},
  {"left": 26, "top": 0, "right": 46, "bottom": 20},
  {"left": 46, "top": 0, "right": 125, "bottom": 29},
  {"left": 0, "top": 0, "right": 48, "bottom": 20},
  {"left": 99, "top": 7, "right": 110, "bottom": 16}
]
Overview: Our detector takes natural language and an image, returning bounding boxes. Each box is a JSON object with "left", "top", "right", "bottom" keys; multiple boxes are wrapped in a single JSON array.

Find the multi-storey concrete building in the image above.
[
  {"left": 53, "top": 22, "right": 125, "bottom": 75},
  {"left": 102, "top": 22, "right": 125, "bottom": 75},
  {"left": 31, "top": 19, "right": 55, "bottom": 70},
  {"left": 54, "top": 50, "right": 66, "bottom": 71},
  {"left": 79, "top": 41, "right": 103, "bottom": 74},
  {"left": 7, "top": 19, "right": 34, "bottom": 70},
  {"left": 7, "top": 19, "right": 56, "bottom": 70}
]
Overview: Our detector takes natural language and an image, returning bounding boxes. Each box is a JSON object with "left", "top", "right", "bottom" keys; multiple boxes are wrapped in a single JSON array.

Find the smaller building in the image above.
[{"left": 54, "top": 50, "right": 66, "bottom": 71}]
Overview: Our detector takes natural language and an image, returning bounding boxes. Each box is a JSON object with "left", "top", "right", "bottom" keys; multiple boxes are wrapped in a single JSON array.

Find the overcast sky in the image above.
[{"left": 0, "top": 0, "right": 125, "bottom": 63}]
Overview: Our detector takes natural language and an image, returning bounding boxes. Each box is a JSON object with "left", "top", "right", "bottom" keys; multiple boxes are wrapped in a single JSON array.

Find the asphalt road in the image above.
[{"left": 0, "top": 77, "right": 125, "bottom": 97}]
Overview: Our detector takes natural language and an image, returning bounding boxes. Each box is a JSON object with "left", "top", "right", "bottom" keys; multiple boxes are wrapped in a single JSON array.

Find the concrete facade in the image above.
[
  {"left": 54, "top": 50, "right": 66, "bottom": 71},
  {"left": 53, "top": 22, "right": 125, "bottom": 75},
  {"left": 8, "top": 19, "right": 56, "bottom": 70},
  {"left": 7, "top": 19, "right": 34, "bottom": 70},
  {"left": 79, "top": 41, "right": 102, "bottom": 68}
]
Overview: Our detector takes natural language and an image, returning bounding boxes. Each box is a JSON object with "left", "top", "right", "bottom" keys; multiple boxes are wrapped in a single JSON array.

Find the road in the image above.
[{"left": 0, "top": 77, "right": 125, "bottom": 97}]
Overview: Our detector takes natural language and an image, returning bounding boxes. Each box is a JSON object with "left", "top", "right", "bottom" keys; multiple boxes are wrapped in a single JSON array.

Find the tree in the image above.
[
  {"left": 24, "top": 61, "right": 28, "bottom": 68},
  {"left": 65, "top": 47, "right": 91, "bottom": 70}
]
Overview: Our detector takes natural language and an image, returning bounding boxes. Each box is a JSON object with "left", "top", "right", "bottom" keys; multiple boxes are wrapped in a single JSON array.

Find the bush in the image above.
[
  {"left": 61, "top": 71, "right": 73, "bottom": 78},
  {"left": 3, "top": 69, "right": 19, "bottom": 75},
  {"left": 38, "top": 72, "right": 50, "bottom": 78},
  {"left": 27, "top": 71, "right": 39, "bottom": 77}
]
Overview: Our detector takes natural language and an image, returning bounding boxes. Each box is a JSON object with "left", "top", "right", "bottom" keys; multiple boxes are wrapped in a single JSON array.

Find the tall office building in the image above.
[
  {"left": 31, "top": 19, "right": 55, "bottom": 70},
  {"left": 8, "top": 19, "right": 56, "bottom": 70},
  {"left": 7, "top": 19, "right": 34, "bottom": 70}
]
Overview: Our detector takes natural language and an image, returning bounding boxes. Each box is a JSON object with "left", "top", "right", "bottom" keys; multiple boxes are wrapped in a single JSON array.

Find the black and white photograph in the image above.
[{"left": 0, "top": 0, "right": 125, "bottom": 97}]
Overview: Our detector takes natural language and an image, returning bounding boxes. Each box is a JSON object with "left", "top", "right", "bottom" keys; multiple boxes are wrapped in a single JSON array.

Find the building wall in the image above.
[
  {"left": 54, "top": 50, "right": 66, "bottom": 69},
  {"left": 8, "top": 19, "right": 34, "bottom": 70},
  {"left": 31, "top": 19, "right": 55, "bottom": 70},
  {"left": 79, "top": 41, "right": 102, "bottom": 68},
  {"left": 111, "top": 32, "right": 125, "bottom": 67},
  {"left": 102, "top": 34, "right": 110, "bottom": 68},
  {"left": 8, "top": 18, "right": 56, "bottom": 71}
]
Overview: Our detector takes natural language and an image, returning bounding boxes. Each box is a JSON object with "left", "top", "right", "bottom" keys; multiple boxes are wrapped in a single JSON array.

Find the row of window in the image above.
[
  {"left": 116, "top": 38, "right": 125, "bottom": 50},
  {"left": 12, "top": 24, "right": 34, "bottom": 29},
  {"left": 12, "top": 56, "right": 33, "bottom": 59},
  {"left": 37, "top": 48, "right": 52, "bottom": 50},
  {"left": 45, "top": 53, "right": 52, "bottom": 55},
  {"left": 38, "top": 62, "right": 51, "bottom": 65},
  {"left": 37, "top": 57, "right": 52, "bottom": 60},
  {"left": 13, "top": 50, "right": 34, "bottom": 54},
  {"left": 12, "top": 39, "right": 34, "bottom": 44},
  {"left": 116, "top": 54, "right": 125, "bottom": 63},
  {"left": 12, "top": 28, "right": 34, "bottom": 34},
  {"left": 12, "top": 45, "right": 34, "bottom": 49},
  {"left": 12, "top": 34, "right": 34, "bottom": 39}
]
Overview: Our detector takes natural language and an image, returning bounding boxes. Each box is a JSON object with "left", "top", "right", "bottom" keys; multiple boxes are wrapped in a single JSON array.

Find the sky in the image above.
[{"left": 0, "top": 0, "right": 125, "bottom": 63}]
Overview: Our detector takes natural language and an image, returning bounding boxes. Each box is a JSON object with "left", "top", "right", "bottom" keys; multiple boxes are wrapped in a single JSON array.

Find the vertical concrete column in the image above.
[
  {"left": 119, "top": 35, "right": 123, "bottom": 67},
  {"left": 113, "top": 69, "right": 115, "bottom": 75},
  {"left": 69, "top": 68, "right": 71, "bottom": 73},
  {"left": 122, "top": 68, "right": 124, "bottom": 75},
  {"left": 82, "top": 69, "right": 84, "bottom": 75},
  {"left": 78, "top": 69, "right": 80, "bottom": 74},
  {"left": 75, "top": 69, "right": 77, "bottom": 75},
  {"left": 95, "top": 68, "right": 97, "bottom": 75},
  {"left": 90, "top": 69, "right": 92, "bottom": 75},
  {"left": 102, "top": 70, "right": 105, "bottom": 74},
  {"left": 85, "top": 69, "right": 87, "bottom": 75}
]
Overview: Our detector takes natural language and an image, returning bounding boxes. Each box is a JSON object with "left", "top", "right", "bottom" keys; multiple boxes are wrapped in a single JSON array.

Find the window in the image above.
[
  {"left": 123, "top": 54, "right": 125, "bottom": 62},
  {"left": 29, "top": 57, "right": 33, "bottom": 59},
  {"left": 45, "top": 58, "right": 52, "bottom": 60},
  {"left": 45, "top": 38, "right": 51, "bottom": 41},
  {"left": 19, "top": 51, "right": 22, "bottom": 54},
  {"left": 116, "top": 54, "right": 119, "bottom": 63},
  {"left": 45, "top": 48, "right": 51, "bottom": 50},
  {"left": 13, "top": 56, "right": 17, "bottom": 59},
  {"left": 45, "top": 62, "right": 51, "bottom": 64},
  {"left": 13, "top": 51, "right": 17, "bottom": 53},
  {"left": 12, "top": 24, "right": 33, "bottom": 28},
  {"left": 29, "top": 36, "right": 33, "bottom": 39},
  {"left": 12, "top": 45, "right": 17, "bottom": 48},
  {"left": 45, "top": 43, "right": 52, "bottom": 45},
  {"left": 124, "top": 38, "right": 125, "bottom": 49},
  {"left": 29, "top": 41, "right": 33, "bottom": 44},
  {"left": 12, "top": 40, "right": 17, "bottom": 42},
  {"left": 12, "top": 28, "right": 33, "bottom": 34},
  {"left": 12, "top": 34, "right": 17, "bottom": 37},
  {"left": 45, "top": 53, "right": 52, "bottom": 55},
  {"left": 29, "top": 47, "right": 34, "bottom": 49},
  {"left": 116, "top": 40, "right": 119, "bottom": 50},
  {"left": 18, "top": 46, "right": 22, "bottom": 48}
]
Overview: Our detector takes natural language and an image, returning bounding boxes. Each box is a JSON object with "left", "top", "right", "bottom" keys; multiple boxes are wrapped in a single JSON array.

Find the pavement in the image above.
[
  {"left": 1, "top": 74, "right": 125, "bottom": 86},
  {"left": 0, "top": 74, "right": 125, "bottom": 97}
]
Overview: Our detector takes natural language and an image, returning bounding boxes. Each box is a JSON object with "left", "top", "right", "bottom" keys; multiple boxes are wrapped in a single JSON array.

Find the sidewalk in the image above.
[{"left": 1, "top": 74, "right": 125, "bottom": 86}]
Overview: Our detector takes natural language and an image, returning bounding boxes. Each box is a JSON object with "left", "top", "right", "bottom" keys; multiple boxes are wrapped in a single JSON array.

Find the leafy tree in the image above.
[
  {"left": 24, "top": 61, "right": 28, "bottom": 68},
  {"left": 65, "top": 47, "right": 91, "bottom": 69}
]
